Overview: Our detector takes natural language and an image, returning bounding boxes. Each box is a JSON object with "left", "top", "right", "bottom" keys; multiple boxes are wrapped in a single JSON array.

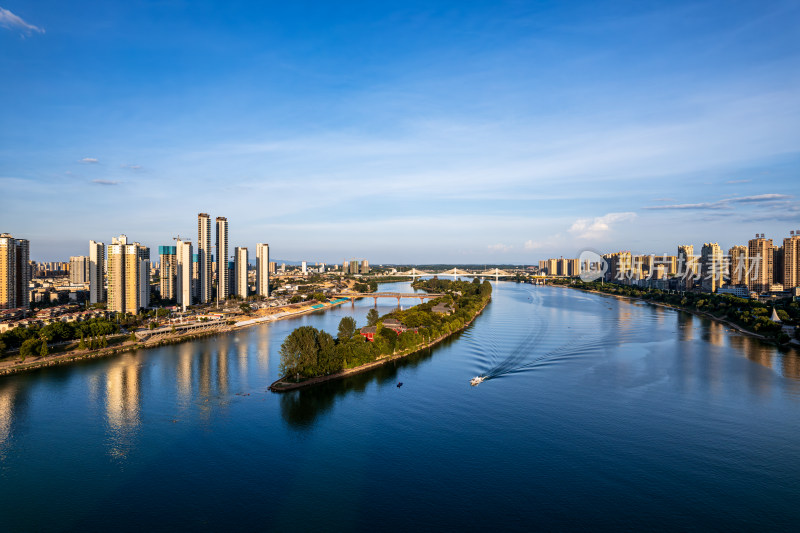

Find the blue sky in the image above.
[{"left": 1, "top": 1, "right": 798, "bottom": 263}]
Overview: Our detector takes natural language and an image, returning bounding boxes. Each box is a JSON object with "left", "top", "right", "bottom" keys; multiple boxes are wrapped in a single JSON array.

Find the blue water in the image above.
[{"left": 1, "top": 281, "right": 800, "bottom": 531}]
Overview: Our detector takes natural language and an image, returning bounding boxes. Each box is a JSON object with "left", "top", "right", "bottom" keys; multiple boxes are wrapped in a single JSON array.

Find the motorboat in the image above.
[{"left": 470, "top": 376, "right": 485, "bottom": 386}]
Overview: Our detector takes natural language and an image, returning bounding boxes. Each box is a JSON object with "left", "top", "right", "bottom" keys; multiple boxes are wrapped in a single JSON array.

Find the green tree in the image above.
[
  {"left": 337, "top": 316, "right": 357, "bottom": 341},
  {"left": 240, "top": 303, "right": 252, "bottom": 313},
  {"left": 101, "top": 335, "right": 108, "bottom": 348},
  {"left": 19, "top": 338, "right": 41, "bottom": 360},
  {"left": 78, "top": 332, "right": 87, "bottom": 350},
  {"left": 279, "top": 326, "right": 322, "bottom": 379},
  {"left": 40, "top": 338, "right": 49, "bottom": 357},
  {"left": 130, "top": 332, "right": 137, "bottom": 342},
  {"left": 0, "top": 339, "right": 5, "bottom": 358},
  {"left": 366, "top": 308, "right": 379, "bottom": 326}
]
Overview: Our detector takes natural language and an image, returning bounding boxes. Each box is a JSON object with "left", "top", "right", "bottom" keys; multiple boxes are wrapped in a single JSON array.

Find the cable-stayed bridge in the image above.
[{"left": 391, "top": 267, "right": 517, "bottom": 281}]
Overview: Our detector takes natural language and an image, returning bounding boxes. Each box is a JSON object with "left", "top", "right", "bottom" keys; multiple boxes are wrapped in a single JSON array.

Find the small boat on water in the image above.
[
  {"left": 470, "top": 376, "right": 485, "bottom": 386},
  {"left": 397, "top": 382, "right": 403, "bottom": 388}
]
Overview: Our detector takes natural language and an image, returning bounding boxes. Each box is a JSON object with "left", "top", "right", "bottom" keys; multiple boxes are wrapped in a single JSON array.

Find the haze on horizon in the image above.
[{"left": 1, "top": 0, "right": 798, "bottom": 263}]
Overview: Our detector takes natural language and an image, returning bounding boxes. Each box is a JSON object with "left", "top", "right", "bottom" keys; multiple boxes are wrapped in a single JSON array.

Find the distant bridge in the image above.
[
  {"left": 331, "top": 292, "right": 446, "bottom": 306},
  {"left": 392, "top": 267, "right": 518, "bottom": 281}
]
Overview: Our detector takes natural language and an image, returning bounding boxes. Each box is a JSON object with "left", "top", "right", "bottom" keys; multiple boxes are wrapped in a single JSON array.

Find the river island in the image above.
[{"left": 269, "top": 278, "right": 492, "bottom": 391}]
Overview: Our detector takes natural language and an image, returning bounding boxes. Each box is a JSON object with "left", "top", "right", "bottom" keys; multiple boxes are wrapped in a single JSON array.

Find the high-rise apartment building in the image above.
[
  {"left": 728, "top": 245, "right": 749, "bottom": 287},
  {"left": 677, "top": 245, "right": 697, "bottom": 290},
  {"left": 360, "top": 259, "right": 370, "bottom": 274},
  {"left": 234, "top": 247, "right": 248, "bottom": 299},
  {"left": 773, "top": 245, "right": 784, "bottom": 285},
  {"left": 256, "top": 243, "right": 270, "bottom": 298},
  {"left": 197, "top": 213, "right": 212, "bottom": 303},
  {"left": 301, "top": 261, "right": 307, "bottom": 275},
  {"left": 700, "top": 243, "right": 724, "bottom": 293},
  {"left": 0, "top": 233, "right": 30, "bottom": 309},
  {"left": 159, "top": 246, "right": 177, "bottom": 300},
  {"left": 607, "top": 251, "right": 632, "bottom": 283},
  {"left": 107, "top": 235, "right": 140, "bottom": 313},
  {"left": 176, "top": 239, "right": 193, "bottom": 309},
  {"left": 215, "top": 217, "right": 229, "bottom": 302},
  {"left": 69, "top": 255, "right": 89, "bottom": 284},
  {"left": 138, "top": 244, "right": 150, "bottom": 309},
  {"left": 89, "top": 240, "right": 105, "bottom": 304},
  {"left": 546, "top": 258, "right": 557, "bottom": 277},
  {"left": 747, "top": 235, "right": 773, "bottom": 293},
  {"left": 784, "top": 231, "right": 800, "bottom": 290},
  {"left": 268, "top": 261, "right": 276, "bottom": 275}
]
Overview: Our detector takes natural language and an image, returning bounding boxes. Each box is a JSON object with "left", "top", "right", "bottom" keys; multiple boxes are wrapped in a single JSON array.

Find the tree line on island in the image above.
[{"left": 278, "top": 278, "right": 492, "bottom": 381}]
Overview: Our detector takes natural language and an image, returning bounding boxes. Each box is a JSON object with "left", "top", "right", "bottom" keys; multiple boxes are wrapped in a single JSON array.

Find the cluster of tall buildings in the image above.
[
  {"left": 537, "top": 257, "right": 580, "bottom": 277},
  {"left": 552, "top": 230, "right": 800, "bottom": 297},
  {"left": 343, "top": 259, "right": 370, "bottom": 275},
  {"left": 82, "top": 214, "right": 272, "bottom": 312}
]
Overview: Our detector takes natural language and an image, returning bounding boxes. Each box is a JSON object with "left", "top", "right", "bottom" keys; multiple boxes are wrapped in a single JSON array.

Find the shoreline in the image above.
[
  {"left": 0, "top": 297, "right": 357, "bottom": 378},
  {"left": 268, "top": 297, "right": 491, "bottom": 392},
  {"left": 556, "top": 284, "right": 798, "bottom": 348}
]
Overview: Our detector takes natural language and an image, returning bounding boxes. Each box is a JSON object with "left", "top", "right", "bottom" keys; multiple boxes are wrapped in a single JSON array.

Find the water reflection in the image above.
[
  {"left": 279, "top": 332, "right": 463, "bottom": 429},
  {"left": 781, "top": 351, "right": 800, "bottom": 381},
  {"left": 678, "top": 312, "right": 694, "bottom": 342},
  {"left": 177, "top": 342, "right": 194, "bottom": 405},
  {"left": 257, "top": 326, "right": 270, "bottom": 369},
  {"left": 0, "top": 382, "right": 19, "bottom": 454},
  {"left": 104, "top": 354, "right": 142, "bottom": 459}
]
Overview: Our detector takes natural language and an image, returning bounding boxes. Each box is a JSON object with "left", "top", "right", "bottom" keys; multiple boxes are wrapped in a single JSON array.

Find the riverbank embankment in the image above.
[
  {"left": 558, "top": 284, "right": 800, "bottom": 349},
  {"left": 0, "top": 297, "right": 356, "bottom": 377}
]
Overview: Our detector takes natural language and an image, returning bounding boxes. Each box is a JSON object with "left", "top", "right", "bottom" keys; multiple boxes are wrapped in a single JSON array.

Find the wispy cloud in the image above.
[
  {"left": 0, "top": 7, "right": 44, "bottom": 36},
  {"left": 487, "top": 243, "right": 513, "bottom": 253},
  {"left": 726, "top": 179, "right": 751, "bottom": 184},
  {"left": 80, "top": 157, "right": 99, "bottom": 164},
  {"left": 568, "top": 212, "right": 637, "bottom": 240},
  {"left": 121, "top": 164, "right": 142, "bottom": 170},
  {"left": 644, "top": 194, "right": 791, "bottom": 210},
  {"left": 92, "top": 179, "right": 119, "bottom": 186},
  {"left": 733, "top": 193, "right": 791, "bottom": 203}
]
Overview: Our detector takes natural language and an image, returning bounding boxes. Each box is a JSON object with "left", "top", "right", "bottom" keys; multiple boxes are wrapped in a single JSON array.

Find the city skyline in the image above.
[{"left": 2, "top": 1, "right": 799, "bottom": 262}]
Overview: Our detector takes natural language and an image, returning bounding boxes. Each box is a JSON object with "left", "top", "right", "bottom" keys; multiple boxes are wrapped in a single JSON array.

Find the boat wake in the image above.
[{"left": 471, "top": 286, "right": 609, "bottom": 384}]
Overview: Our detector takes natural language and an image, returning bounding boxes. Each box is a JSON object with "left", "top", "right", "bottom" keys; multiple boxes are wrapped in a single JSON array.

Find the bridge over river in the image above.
[{"left": 331, "top": 292, "right": 446, "bottom": 306}]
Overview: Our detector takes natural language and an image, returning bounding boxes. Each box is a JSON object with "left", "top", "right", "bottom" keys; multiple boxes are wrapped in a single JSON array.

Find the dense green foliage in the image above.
[
  {"left": 353, "top": 281, "right": 378, "bottom": 293},
  {"left": 277, "top": 279, "right": 492, "bottom": 381},
  {"left": 366, "top": 308, "right": 379, "bottom": 326},
  {"left": 337, "top": 317, "right": 357, "bottom": 340},
  {"left": 551, "top": 279, "right": 797, "bottom": 341},
  {"left": 0, "top": 317, "right": 120, "bottom": 353}
]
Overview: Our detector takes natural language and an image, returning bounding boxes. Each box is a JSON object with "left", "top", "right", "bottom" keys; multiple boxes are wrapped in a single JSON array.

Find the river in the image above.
[{"left": 1, "top": 280, "right": 800, "bottom": 531}]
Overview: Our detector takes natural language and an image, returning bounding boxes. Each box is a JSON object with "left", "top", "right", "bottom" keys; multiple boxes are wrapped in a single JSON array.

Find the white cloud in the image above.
[
  {"left": 488, "top": 243, "right": 513, "bottom": 252},
  {"left": 568, "top": 212, "right": 637, "bottom": 240},
  {"left": 80, "top": 157, "right": 99, "bottom": 164},
  {"left": 121, "top": 164, "right": 142, "bottom": 170},
  {"left": 92, "top": 179, "right": 119, "bottom": 186},
  {"left": 0, "top": 7, "right": 44, "bottom": 35}
]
